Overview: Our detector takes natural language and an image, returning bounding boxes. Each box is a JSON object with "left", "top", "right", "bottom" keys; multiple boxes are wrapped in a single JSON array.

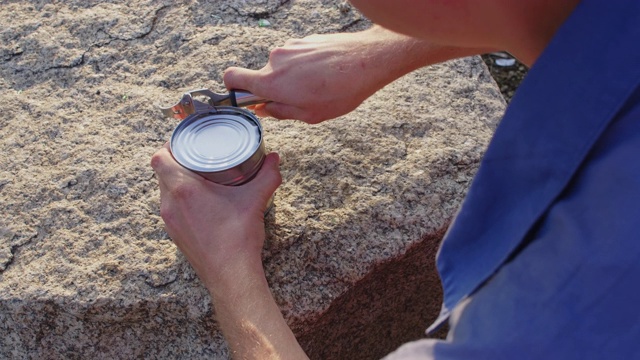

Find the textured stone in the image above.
[{"left": 0, "top": 1, "right": 505, "bottom": 359}]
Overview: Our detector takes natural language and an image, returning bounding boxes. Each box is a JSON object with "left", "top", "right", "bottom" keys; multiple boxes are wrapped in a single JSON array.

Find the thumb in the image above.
[
  {"left": 246, "top": 152, "right": 282, "bottom": 200},
  {"left": 223, "top": 66, "right": 264, "bottom": 94}
]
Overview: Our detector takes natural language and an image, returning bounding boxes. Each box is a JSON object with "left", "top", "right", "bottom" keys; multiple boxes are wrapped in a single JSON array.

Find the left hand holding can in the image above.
[
  {"left": 150, "top": 142, "right": 282, "bottom": 290},
  {"left": 152, "top": 143, "right": 307, "bottom": 358}
]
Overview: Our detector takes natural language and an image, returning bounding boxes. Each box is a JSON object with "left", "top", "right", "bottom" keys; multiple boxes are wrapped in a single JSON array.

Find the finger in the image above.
[
  {"left": 251, "top": 103, "right": 268, "bottom": 118},
  {"left": 261, "top": 102, "right": 316, "bottom": 122},
  {"left": 245, "top": 152, "right": 282, "bottom": 199},
  {"left": 223, "top": 66, "right": 264, "bottom": 94},
  {"left": 150, "top": 144, "right": 197, "bottom": 183},
  {"left": 150, "top": 145, "right": 172, "bottom": 174}
]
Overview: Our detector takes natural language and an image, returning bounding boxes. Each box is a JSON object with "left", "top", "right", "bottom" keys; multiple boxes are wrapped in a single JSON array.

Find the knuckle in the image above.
[
  {"left": 268, "top": 45, "right": 287, "bottom": 60},
  {"left": 170, "top": 183, "right": 196, "bottom": 201},
  {"left": 222, "top": 67, "right": 235, "bottom": 82},
  {"left": 150, "top": 151, "right": 165, "bottom": 170}
]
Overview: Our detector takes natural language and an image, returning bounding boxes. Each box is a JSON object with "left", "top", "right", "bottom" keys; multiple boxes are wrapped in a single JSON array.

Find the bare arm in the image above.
[
  {"left": 210, "top": 256, "right": 308, "bottom": 360},
  {"left": 224, "top": 25, "right": 491, "bottom": 123},
  {"left": 152, "top": 1, "right": 582, "bottom": 358},
  {"left": 151, "top": 145, "right": 307, "bottom": 359},
  {"left": 151, "top": 27, "right": 486, "bottom": 359},
  {"left": 224, "top": 0, "right": 581, "bottom": 124}
]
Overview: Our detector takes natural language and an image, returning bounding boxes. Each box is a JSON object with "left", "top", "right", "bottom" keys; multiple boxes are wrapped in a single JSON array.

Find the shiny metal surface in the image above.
[
  {"left": 170, "top": 107, "right": 265, "bottom": 185},
  {"left": 161, "top": 89, "right": 269, "bottom": 120}
]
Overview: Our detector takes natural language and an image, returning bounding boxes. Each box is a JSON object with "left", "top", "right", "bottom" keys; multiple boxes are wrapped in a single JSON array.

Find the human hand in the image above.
[
  {"left": 150, "top": 143, "right": 282, "bottom": 290},
  {"left": 224, "top": 26, "right": 434, "bottom": 124}
]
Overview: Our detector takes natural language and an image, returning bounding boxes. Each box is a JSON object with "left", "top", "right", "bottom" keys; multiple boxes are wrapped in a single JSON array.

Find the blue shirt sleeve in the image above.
[{"left": 385, "top": 0, "right": 640, "bottom": 358}]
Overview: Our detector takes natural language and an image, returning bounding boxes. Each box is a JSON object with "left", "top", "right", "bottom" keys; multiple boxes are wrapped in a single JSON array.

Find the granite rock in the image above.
[{"left": 0, "top": 1, "right": 505, "bottom": 358}]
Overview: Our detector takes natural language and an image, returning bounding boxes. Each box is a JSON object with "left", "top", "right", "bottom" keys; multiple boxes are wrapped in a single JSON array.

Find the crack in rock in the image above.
[
  {"left": 228, "top": 0, "right": 291, "bottom": 18},
  {"left": 9, "top": 5, "right": 169, "bottom": 78},
  {"left": 0, "top": 231, "right": 38, "bottom": 273},
  {"left": 43, "top": 53, "right": 86, "bottom": 72},
  {"left": 2, "top": 50, "right": 24, "bottom": 62},
  {"left": 106, "top": 5, "right": 169, "bottom": 42}
]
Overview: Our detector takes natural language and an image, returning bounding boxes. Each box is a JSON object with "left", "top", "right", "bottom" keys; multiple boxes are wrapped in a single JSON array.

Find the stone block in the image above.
[{"left": 0, "top": 1, "right": 505, "bottom": 358}]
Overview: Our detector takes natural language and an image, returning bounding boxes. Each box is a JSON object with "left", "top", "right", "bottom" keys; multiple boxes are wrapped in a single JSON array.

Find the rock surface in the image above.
[{"left": 0, "top": 1, "right": 505, "bottom": 359}]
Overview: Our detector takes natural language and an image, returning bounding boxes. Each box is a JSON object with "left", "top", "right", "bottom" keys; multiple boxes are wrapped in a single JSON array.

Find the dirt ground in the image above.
[{"left": 481, "top": 53, "right": 529, "bottom": 102}]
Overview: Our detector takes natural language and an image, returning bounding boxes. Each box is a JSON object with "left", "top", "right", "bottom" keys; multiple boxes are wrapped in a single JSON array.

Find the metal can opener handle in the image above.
[{"left": 160, "top": 89, "right": 270, "bottom": 120}]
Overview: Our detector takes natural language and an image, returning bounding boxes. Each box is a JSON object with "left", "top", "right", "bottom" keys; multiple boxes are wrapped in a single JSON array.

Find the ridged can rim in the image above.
[{"left": 170, "top": 107, "right": 264, "bottom": 185}]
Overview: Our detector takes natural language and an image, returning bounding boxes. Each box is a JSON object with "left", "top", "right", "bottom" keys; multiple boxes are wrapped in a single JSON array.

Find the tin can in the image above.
[{"left": 170, "top": 107, "right": 273, "bottom": 212}]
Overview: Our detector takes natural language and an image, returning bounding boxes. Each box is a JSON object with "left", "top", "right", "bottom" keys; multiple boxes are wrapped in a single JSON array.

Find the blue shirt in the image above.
[{"left": 386, "top": 0, "right": 640, "bottom": 358}]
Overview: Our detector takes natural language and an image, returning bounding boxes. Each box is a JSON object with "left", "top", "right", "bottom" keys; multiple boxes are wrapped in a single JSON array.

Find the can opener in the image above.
[{"left": 160, "top": 89, "right": 269, "bottom": 120}]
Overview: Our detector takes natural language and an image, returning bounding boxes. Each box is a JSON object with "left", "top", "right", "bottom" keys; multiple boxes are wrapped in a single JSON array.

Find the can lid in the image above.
[{"left": 170, "top": 110, "right": 262, "bottom": 173}]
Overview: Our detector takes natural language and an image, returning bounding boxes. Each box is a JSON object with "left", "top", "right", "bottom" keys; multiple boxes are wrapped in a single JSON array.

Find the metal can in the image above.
[
  {"left": 170, "top": 106, "right": 266, "bottom": 185},
  {"left": 162, "top": 89, "right": 274, "bottom": 212}
]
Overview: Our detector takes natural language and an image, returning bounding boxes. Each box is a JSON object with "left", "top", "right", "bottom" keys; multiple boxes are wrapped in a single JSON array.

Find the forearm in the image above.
[
  {"left": 207, "top": 256, "right": 308, "bottom": 360},
  {"left": 224, "top": 25, "right": 493, "bottom": 123},
  {"left": 359, "top": 25, "right": 493, "bottom": 88},
  {"left": 151, "top": 146, "right": 290, "bottom": 358}
]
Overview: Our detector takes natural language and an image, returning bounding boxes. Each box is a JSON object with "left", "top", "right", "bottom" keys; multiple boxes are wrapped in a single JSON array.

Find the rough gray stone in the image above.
[{"left": 0, "top": 1, "right": 505, "bottom": 359}]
